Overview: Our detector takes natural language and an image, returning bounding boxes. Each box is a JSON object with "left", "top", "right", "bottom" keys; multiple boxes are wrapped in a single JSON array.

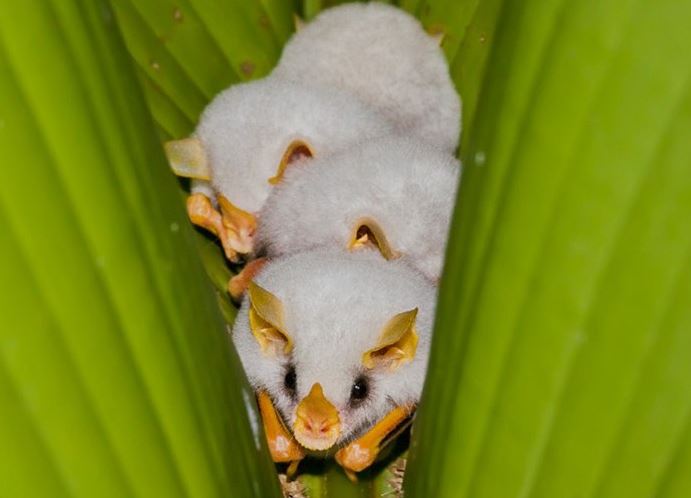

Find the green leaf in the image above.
[
  {"left": 110, "top": 0, "right": 300, "bottom": 322},
  {"left": 6, "top": 0, "right": 689, "bottom": 496},
  {"left": 406, "top": 0, "right": 691, "bottom": 497},
  {"left": 0, "top": 1, "right": 280, "bottom": 496},
  {"left": 111, "top": 0, "right": 292, "bottom": 138}
]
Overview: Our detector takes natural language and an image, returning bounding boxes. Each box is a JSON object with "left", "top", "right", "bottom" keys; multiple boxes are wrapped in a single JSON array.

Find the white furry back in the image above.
[
  {"left": 257, "top": 136, "right": 461, "bottom": 281},
  {"left": 195, "top": 78, "right": 394, "bottom": 213},
  {"left": 273, "top": 3, "right": 461, "bottom": 153}
]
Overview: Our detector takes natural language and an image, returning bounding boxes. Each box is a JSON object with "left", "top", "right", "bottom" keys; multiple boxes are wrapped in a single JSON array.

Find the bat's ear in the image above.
[
  {"left": 293, "top": 13, "right": 306, "bottom": 32},
  {"left": 248, "top": 281, "right": 294, "bottom": 356},
  {"left": 363, "top": 308, "right": 418, "bottom": 371},
  {"left": 348, "top": 217, "right": 401, "bottom": 261},
  {"left": 268, "top": 139, "right": 315, "bottom": 185},
  {"left": 164, "top": 137, "right": 211, "bottom": 180},
  {"left": 429, "top": 31, "right": 445, "bottom": 46}
]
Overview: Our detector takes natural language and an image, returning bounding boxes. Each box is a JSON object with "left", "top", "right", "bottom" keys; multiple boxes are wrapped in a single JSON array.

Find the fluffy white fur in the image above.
[
  {"left": 190, "top": 178, "right": 214, "bottom": 198},
  {"left": 257, "top": 136, "right": 460, "bottom": 282},
  {"left": 195, "top": 78, "right": 393, "bottom": 214},
  {"left": 273, "top": 3, "right": 461, "bottom": 152},
  {"left": 231, "top": 249, "right": 436, "bottom": 447}
]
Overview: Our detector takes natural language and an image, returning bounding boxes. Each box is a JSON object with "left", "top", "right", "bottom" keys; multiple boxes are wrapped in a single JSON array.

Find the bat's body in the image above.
[
  {"left": 274, "top": 3, "right": 461, "bottom": 152},
  {"left": 165, "top": 3, "right": 460, "bottom": 264},
  {"left": 166, "top": 79, "right": 393, "bottom": 259},
  {"left": 257, "top": 137, "right": 461, "bottom": 282},
  {"left": 196, "top": 79, "right": 391, "bottom": 216},
  {"left": 232, "top": 249, "right": 436, "bottom": 472}
]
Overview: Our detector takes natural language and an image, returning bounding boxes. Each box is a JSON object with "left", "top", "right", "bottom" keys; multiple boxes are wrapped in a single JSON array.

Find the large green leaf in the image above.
[
  {"left": 5, "top": 0, "right": 689, "bottom": 497},
  {"left": 0, "top": 1, "right": 280, "bottom": 496},
  {"left": 110, "top": 0, "right": 298, "bottom": 139},
  {"left": 406, "top": 0, "right": 691, "bottom": 497}
]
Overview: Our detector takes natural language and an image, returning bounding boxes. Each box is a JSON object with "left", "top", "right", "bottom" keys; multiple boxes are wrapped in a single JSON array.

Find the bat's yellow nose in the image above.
[{"left": 293, "top": 383, "right": 341, "bottom": 451}]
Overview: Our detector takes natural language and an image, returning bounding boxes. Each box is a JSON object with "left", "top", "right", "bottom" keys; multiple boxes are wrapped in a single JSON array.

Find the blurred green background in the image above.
[{"left": 0, "top": 0, "right": 689, "bottom": 497}]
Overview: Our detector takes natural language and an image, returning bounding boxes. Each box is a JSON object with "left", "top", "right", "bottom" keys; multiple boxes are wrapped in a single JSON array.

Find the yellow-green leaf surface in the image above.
[
  {"left": 406, "top": 0, "right": 691, "bottom": 497},
  {"left": 110, "top": 0, "right": 299, "bottom": 139},
  {"left": 6, "top": 0, "right": 688, "bottom": 497},
  {"left": 0, "top": 1, "right": 280, "bottom": 497}
]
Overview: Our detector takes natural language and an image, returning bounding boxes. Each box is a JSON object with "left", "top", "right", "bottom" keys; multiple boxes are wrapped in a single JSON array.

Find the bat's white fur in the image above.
[
  {"left": 195, "top": 78, "right": 393, "bottom": 214},
  {"left": 231, "top": 249, "right": 436, "bottom": 447},
  {"left": 257, "top": 137, "right": 460, "bottom": 282},
  {"left": 190, "top": 179, "right": 214, "bottom": 198},
  {"left": 273, "top": 3, "right": 461, "bottom": 152}
]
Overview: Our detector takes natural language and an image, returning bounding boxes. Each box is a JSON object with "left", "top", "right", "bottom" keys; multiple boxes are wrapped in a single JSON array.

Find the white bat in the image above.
[
  {"left": 257, "top": 136, "right": 461, "bottom": 283},
  {"left": 231, "top": 249, "right": 436, "bottom": 475},
  {"left": 274, "top": 2, "right": 462, "bottom": 153}
]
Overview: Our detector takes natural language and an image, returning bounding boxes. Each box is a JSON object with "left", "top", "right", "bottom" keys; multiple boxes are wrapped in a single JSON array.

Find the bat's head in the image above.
[
  {"left": 164, "top": 78, "right": 392, "bottom": 256},
  {"left": 232, "top": 249, "right": 436, "bottom": 452},
  {"left": 258, "top": 136, "right": 460, "bottom": 282}
]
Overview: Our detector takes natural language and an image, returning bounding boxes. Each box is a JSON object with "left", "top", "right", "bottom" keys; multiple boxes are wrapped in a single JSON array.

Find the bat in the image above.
[
  {"left": 256, "top": 136, "right": 461, "bottom": 283},
  {"left": 275, "top": 3, "right": 462, "bottom": 153},
  {"left": 165, "top": 78, "right": 393, "bottom": 262},
  {"left": 231, "top": 249, "right": 436, "bottom": 476}
]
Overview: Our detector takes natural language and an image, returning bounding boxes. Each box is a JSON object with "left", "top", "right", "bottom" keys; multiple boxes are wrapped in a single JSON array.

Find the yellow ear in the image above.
[
  {"left": 431, "top": 31, "right": 445, "bottom": 46},
  {"left": 362, "top": 308, "right": 418, "bottom": 371},
  {"left": 268, "top": 139, "right": 315, "bottom": 185},
  {"left": 248, "top": 282, "right": 294, "bottom": 356},
  {"left": 293, "top": 13, "right": 306, "bottom": 32},
  {"left": 426, "top": 27, "right": 446, "bottom": 47},
  {"left": 348, "top": 217, "right": 401, "bottom": 261},
  {"left": 164, "top": 137, "right": 211, "bottom": 180}
]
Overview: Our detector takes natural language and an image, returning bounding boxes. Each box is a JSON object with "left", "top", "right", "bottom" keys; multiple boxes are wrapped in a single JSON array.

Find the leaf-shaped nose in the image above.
[{"left": 293, "top": 383, "right": 341, "bottom": 451}]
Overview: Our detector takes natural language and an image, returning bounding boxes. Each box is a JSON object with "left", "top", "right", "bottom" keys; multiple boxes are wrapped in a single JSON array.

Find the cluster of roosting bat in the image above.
[{"left": 166, "top": 2, "right": 461, "bottom": 481}]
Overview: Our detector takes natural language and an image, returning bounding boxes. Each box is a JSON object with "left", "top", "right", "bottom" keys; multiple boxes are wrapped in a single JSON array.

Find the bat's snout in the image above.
[{"left": 293, "top": 383, "right": 341, "bottom": 451}]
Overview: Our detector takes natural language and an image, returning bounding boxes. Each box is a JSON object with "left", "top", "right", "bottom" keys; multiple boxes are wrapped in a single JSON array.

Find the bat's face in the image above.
[{"left": 232, "top": 251, "right": 435, "bottom": 451}]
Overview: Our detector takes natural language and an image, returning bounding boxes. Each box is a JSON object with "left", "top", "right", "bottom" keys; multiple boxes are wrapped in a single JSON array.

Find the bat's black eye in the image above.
[
  {"left": 284, "top": 365, "right": 297, "bottom": 394},
  {"left": 350, "top": 376, "right": 369, "bottom": 404}
]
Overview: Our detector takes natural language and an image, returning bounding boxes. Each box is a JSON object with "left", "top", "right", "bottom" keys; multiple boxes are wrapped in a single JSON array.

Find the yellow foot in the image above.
[
  {"left": 228, "top": 257, "right": 268, "bottom": 301},
  {"left": 186, "top": 193, "right": 257, "bottom": 263},
  {"left": 335, "top": 404, "right": 414, "bottom": 474},
  {"left": 217, "top": 195, "right": 256, "bottom": 256},
  {"left": 257, "top": 391, "right": 305, "bottom": 468},
  {"left": 186, "top": 193, "right": 239, "bottom": 262}
]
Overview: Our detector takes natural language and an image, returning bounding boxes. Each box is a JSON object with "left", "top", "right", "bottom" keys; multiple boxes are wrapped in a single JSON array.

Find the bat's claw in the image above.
[
  {"left": 257, "top": 391, "right": 305, "bottom": 467},
  {"left": 228, "top": 257, "right": 268, "bottom": 301},
  {"left": 218, "top": 195, "right": 256, "bottom": 257},
  {"left": 186, "top": 193, "right": 257, "bottom": 263},
  {"left": 286, "top": 460, "right": 300, "bottom": 479},
  {"left": 186, "top": 193, "right": 239, "bottom": 262},
  {"left": 335, "top": 441, "right": 377, "bottom": 473},
  {"left": 344, "top": 468, "right": 358, "bottom": 483},
  {"left": 335, "top": 404, "right": 414, "bottom": 475}
]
